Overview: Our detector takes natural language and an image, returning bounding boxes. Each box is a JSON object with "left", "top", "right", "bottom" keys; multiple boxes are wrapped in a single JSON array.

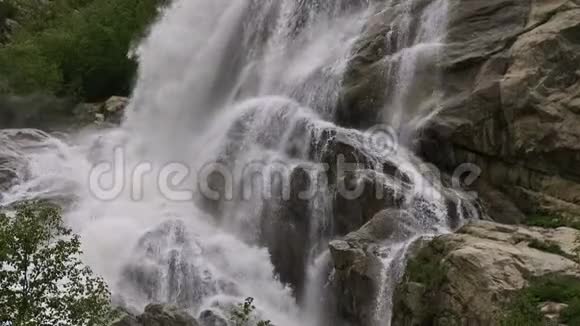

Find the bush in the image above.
[
  {"left": 405, "top": 238, "right": 448, "bottom": 290},
  {"left": 0, "top": 0, "right": 162, "bottom": 100},
  {"left": 229, "top": 297, "right": 273, "bottom": 326},
  {"left": 399, "top": 238, "right": 452, "bottom": 323},
  {"left": 0, "top": 1, "right": 17, "bottom": 23},
  {"left": 501, "top": 274, "right": 580, "bottom": 325},
  {"left": 0, "top": 202, "right": 117, "bottom": 325},
  {"left": 525, "top": 213, "right": 580, "bottom": 230}
]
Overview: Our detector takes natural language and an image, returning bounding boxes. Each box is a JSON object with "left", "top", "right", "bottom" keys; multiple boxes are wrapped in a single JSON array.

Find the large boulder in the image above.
[
  {"left": 392, "top": 221, "right": 580, "bottom": 325},
  {"left": 93, "top": 96, "right": 129, "bottom": 125}
]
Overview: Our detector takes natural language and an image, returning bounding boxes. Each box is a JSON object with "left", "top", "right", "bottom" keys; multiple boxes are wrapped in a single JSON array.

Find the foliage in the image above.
[
  {"left": 405, "top": 238, "right": 448, "bottom": 291},
  {"left": 562, "top": 297, "right": 580, "bottom": 326},
  {"left": 527, "top": 238, "right": 575, "bottom": 261},
  {"left": 229, "top": 297, "right": 273, "bottom": 326},
  {"left": 0, "top": 1, "right": 17, "bottom": 23},
  {"left": 525, "top": 212, "right": 580, "bottom": 230},
  {"left": 0, "top": 0, "right": 163, "bottom": 100},
  {"left": 0, "top": 202, "right": 116, "bottom": 326},
  {"left": 398, "top": 237, "right": 452, "bottom": 323},
  {"left": 501, "top": 274, "right": 580, "bottom": 325},
  {"left": 575, "top": 234, "right": 580, "bottom": 263},
  {"left": 499, "top": 291, "right": 543, "bottom": 326},
  {"left": 526, "top": 213, "right": 580, "bottom": 262}
]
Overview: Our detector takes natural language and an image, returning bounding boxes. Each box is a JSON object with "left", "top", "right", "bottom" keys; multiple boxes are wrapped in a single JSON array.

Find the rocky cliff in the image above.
[
  {"left": 392, "top": 221, "right": 580, "bottom": 325},
  {"left": 431, "top": 0, "right": 580, "bottom": 224},
  {"left": 340, "top": 0, "right": 580, "bottom": 224},
  {"left": 331, "top": 0, "right": 580, "bottom": 325}
]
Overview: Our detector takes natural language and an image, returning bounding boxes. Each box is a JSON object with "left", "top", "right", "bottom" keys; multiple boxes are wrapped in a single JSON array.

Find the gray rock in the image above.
[
  {"left": 425, "top": 0, "right": 580, "bottom": 219},
  {"left": 198, "top": 310, "right": 228, "bottom": 326},
  {"left": 391, "top": 221, "right": 580, "bottom": 325},
  {"left": 338, "top": 0, "right": 580, "bottom": 220},
  {"left": 113, "top": 304, "right": 199, "bottom": 326},
  {"left": 329, "top": 209, "right": 416, "bottom": 325}
]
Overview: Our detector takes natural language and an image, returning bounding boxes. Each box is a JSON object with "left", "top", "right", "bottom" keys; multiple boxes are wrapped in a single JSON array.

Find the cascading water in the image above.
[
  {"left": 367, "top": 0, "right": 459, "bottom": 324},
  {"left": 0, "top": 0, "right": 479, "bottom": 325}
]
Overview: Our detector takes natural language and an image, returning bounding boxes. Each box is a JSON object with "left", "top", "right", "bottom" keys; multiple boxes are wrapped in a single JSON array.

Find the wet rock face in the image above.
[
  {"left": 339, "top": 0, "right": 580, "bottom": 220},
  {"left": 195, "top": 104, "right": 407, "bottom": 297},
  {"left": 259, "top": 165, "right": 314, "bottom": 299},
  {"left": 337, "top": 0, "right": 443, "bottom": 129},
  {"left": 391, "top": 221, "right": 580, "bottom": 325},
  {"left": 329, "top": 209, "right": 420, "bottom": 325},
  {"left": 427, "top": 0, "right": 580, "bottom": 218}
]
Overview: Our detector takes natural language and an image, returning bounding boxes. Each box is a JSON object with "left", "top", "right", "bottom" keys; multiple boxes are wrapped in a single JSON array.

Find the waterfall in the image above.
[{"left": 0, "top": 0, "right": 479, "bottom": 325}]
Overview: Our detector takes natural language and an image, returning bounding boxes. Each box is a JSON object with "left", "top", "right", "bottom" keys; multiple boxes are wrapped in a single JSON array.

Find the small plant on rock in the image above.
[
  {"left": 527, "top": 239, "right": 574, "bottom": 261},
  {"left": 574, "top": 233, "right": 580, "bottom": 262},
  {"left": 229, "top": 297, "right": 272, "bottom": 326},
  {"left": 525, "top": 212, "right": 580, "bottom": 230}
]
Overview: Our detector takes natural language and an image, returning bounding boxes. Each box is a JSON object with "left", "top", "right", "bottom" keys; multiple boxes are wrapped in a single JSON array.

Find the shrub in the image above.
[
  {"left": 399, "top": 238, "right": 451, "bottom": 323},
  {"left": 501, "top": 274, "right": 580, "bottom": 325},
  {"left": 229, "top": 297, "right": 273, "bottom": 326},
  {"left": 0, "top": 1, "right": 17, "bottom": 23},
  {"left": 525, "top": 213, "right": 580, "bottom": 230},
  {"left": 0, "top": 0, "right": 162, "bottom": 100},
  {"left": 405, "top": 238, "right": 448, "bottom": 293}
]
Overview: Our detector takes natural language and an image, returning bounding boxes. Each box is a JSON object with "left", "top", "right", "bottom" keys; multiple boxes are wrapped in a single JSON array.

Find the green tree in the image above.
[
  {"left": 0, "top": 202, "right": 116, "bottom": 326},
  {"left": 230, "top": 297, "right": 272, "bottom": 326}
]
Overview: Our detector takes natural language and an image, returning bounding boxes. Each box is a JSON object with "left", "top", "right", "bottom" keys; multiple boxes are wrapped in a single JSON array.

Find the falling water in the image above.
[
  {"left": 368, "top": 0, "right": 456, "bottom": 325},
  {"left": 0, "top": 0, "right": 477, "bottom": 325}
]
